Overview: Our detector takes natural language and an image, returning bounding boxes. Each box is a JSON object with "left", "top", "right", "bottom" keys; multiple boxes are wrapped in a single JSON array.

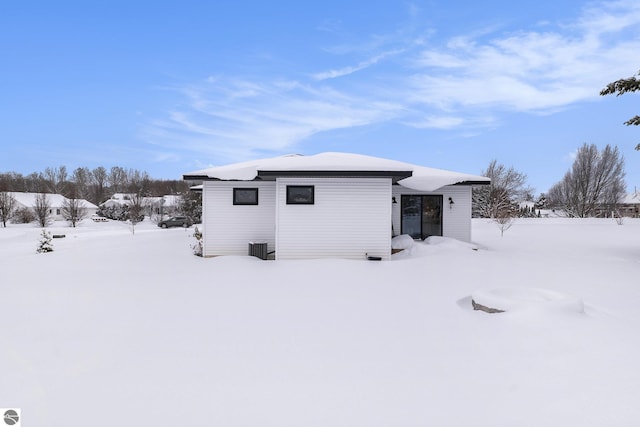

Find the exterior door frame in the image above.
[{"left": 400, "top": 195, "right": 443, "bottom": 239}]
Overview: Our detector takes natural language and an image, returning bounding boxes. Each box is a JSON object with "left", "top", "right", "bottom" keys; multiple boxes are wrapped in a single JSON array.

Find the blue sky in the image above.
[{"left": 2, "top": 0, "right": 640, "bottom": 194}]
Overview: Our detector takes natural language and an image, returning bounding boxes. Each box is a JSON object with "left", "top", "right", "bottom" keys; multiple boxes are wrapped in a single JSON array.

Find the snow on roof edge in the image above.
[{"left": 183, "top": 152, "right": 490, "bottom": 191}]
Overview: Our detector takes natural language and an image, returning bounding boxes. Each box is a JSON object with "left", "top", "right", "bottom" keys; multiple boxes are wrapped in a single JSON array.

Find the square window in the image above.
[
  {"left": 286, "top": 185, "right": 314, "bottom": 204},
  {"left": 233, "top": 188, "right": 258, "bottom": 205}
]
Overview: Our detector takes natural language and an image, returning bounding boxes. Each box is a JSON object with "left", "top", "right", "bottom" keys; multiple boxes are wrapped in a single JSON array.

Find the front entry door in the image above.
[{"left": 401, "top": 195, "right": 443, "bottom": 240}]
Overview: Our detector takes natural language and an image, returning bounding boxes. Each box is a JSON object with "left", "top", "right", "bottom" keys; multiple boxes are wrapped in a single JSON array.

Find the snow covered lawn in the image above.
[{"left": 1, "top": 218, "right": 639, "bottom": 426}]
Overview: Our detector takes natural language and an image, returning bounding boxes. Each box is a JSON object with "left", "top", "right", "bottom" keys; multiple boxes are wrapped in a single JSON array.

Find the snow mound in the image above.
[
  {"left": 392, "top": 235, "right": 481, "bottom": 259},
  {"left": 471, "top": 287, "right": 585, "bottom": 314},
  {"left": 424, "top": 235, "right": 479, "bottom": 251},
  {"left": 391, "top": 234, "right": 414, "bottom": 250}
]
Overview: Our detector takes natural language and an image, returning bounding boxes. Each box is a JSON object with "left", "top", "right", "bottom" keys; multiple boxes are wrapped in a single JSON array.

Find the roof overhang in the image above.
[
  {"left": 184, "top": 169, "right": 414, "bottom": 183},
  {"left": 182, "top": 152, "right": 490, "bottom": 191}
]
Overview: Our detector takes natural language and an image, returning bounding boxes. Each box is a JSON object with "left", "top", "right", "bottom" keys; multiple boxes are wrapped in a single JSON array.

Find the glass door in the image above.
[{"left": 401, "top": 195, "right": 443, "bottom": 239}]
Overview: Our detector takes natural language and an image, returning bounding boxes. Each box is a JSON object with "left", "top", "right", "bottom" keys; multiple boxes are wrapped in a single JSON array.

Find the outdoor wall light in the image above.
[
  {"left": 392, "top": 197, "right": 398, "bottom": 204},
  {"left": 449, "top": 197, "right": 455, "bottom": 206}
]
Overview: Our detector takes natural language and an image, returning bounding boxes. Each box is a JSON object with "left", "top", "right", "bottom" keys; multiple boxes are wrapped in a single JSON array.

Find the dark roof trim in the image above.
[
  {"left": 183, "top": 174, "right": 211, "bottom": 181},
  {"left": 453, "top": 180, "right": 491, "bottom": 186}
]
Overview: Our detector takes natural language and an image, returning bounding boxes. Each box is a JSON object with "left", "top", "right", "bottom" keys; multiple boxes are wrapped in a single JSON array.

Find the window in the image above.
[
  {"left": 286, "top": 185, "right": 314, "bottom": 204},
  {"left": 233, "top": 188, "right": 258, "bottom": 205}
]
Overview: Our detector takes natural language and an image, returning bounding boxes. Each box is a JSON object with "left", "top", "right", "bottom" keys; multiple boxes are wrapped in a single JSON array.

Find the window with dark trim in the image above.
[
  {"left": 286, "top": 185, "right": 314, "bottom": 204},
  {"left": 233, "top": 188, "right": 259, "bottom": 205}
]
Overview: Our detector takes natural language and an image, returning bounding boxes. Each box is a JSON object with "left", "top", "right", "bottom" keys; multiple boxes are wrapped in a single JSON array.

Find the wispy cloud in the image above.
[
  {"left": 141, "top": 78, "right": 402, "bottom": 163},
  {"left": 142, "top": 0, "right": 640, "bottom": 163},
  {"left": 403, "top": 115, "right": 465, "bottom": 130},
  {"left": 403, "top": 114, "right": 498, "bottom": 130},
  {"left": 312, "top": 49, "right": 404, "bottom": 80}
]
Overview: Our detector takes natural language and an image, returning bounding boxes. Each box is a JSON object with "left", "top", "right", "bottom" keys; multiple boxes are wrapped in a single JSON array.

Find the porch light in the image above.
[
  {"left": 449, "top": 197, "right": 455, "bottom": 206},
  {"left": 392, "top": 197, "right": 398, "bottom": 204}
]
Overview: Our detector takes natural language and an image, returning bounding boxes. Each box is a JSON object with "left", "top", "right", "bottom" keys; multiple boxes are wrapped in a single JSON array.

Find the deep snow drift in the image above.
[{"left": 1, "top": 218, "right": 639, "bottom": 427}]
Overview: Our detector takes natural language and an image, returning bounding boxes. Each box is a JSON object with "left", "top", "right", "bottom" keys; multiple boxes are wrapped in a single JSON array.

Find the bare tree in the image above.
[
  {"left": 0, "top": 192, "right": 17, "bottom": 227},
  {"left": 91, "top": 166, "right": 108, "bottom": 205},
  {"left": 61, "top": 197, "right": 88, "bottom": 227},
  {"left": 70, "top": 167, "right": 92, "bottom": 199},
  {"left": 472, "top": 160, "right": 531, "bottom": 218},
  {"left": 127, "top": 193, "right": 146, "bottom": 234},
  {"left": 25, "top": 172, "right": 48, "bottom": 193},
  {"left": 43, "top": 166, "right": 68, "bottom": 194},
  {"left": 548, "top": 144, "right": 626, "bottom": 217},
  {"left": 494, "top": 211, "right": 516, "bottom": 237},
  {"left": 108, "top": 166, "right": 127, "bottom": 193},
  {"left": 33, "top": 193, "right": 52, "bottom": 227},
  {"left": 149, "top": 197, "right": 166, "bottom": 224},
  {"left": 126, "top": 169, "right": 150, "bottom": 194}
]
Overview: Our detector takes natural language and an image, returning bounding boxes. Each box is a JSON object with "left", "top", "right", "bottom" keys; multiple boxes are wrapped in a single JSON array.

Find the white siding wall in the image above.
[
  {"left": 202, "top": 181, "right": 276, "bottom": 257},
  {"left": 276, "top": 177, "right": 392, "bottom": 260},
  {"left": 392, "top": 185, "right": 473, "bottom": 242}
]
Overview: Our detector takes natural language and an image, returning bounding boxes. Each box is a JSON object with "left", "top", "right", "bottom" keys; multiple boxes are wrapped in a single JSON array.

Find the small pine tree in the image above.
[
  {"left": 36, "top": 229, "right": 54, "bottom": 253},
  {"left": 192, "top": 226, "right": 203, "bottom": 257}
]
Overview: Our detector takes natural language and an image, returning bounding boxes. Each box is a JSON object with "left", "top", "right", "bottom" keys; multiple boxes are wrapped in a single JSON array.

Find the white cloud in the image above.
[{"left": 409, "top": 1, "right": 640, "bottom": 113}]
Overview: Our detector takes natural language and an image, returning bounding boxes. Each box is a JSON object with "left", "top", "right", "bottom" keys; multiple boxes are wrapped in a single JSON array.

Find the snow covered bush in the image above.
[
  {"left": 191, "top": 226, "right": 203, "bottom": 257},
  {"left": 36, "top": 229, "right": 54, "bottom": 253},
  {"left": 613, "top": 209, "right": 625, "bottom": 225},
  {"left": 392, "top": 234, "right": 414, "bottom": 252},
  {"left": 12, "top": 207, "right": 36, "bottom": 224},
  {"left": 97, "top": 205, "right": 145, "bottom": 222}
]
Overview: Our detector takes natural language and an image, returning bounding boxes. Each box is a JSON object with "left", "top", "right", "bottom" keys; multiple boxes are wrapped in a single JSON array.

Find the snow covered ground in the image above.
[{"left": 1, "top": 218, "right": 639, "bottom": 426}]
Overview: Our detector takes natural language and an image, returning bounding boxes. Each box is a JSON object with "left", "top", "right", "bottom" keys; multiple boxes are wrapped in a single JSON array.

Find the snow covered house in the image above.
[
  {"left": 619, "top": 191, "right": 640, "bottom": 218},
  {"left": 183, "top": 152, "right": 490, "bottom": 260},
  {"left": 99, "top": 193, "right": 134, "bottom": 209},
  {"left": 592, "top": 190, "right": 640, "bottom": 218},
  {"left": 100, "top": 193, "right": 182, "bottom": 217},
  {"left": 9, "top": 192, "right": 98, "bottom": 221}
]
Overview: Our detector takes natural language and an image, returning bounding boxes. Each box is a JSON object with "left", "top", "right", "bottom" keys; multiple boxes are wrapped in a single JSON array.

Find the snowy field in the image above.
[{"left": 1, "top": 218, "right": 640, "bottom": 426}]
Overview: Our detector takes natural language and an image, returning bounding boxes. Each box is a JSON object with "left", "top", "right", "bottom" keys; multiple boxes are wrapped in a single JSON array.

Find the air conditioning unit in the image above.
[{"left": 248, "top": 241, "right": 268, "bottom": 260}]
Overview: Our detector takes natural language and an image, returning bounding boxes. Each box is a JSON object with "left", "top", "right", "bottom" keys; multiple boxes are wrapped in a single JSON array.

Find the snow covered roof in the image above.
[
  {"left": 184, "top": 152, "right": 490, "bottom": 192},
  {"left": 9, "top": 192, "right": 67, "bottom": 208},
  {"left": 9, "top": 192, "right": 98, "bottom": 209},
  {"left": 78, "top": 199, "right": 99, "bottom": 209},
  {"left": 622, "top": 191, "right": 640, "bottom": 204}
]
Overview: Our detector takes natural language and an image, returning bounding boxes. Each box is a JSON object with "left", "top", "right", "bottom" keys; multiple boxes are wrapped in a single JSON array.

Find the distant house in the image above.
[
  {"left": 99, "top": 193, "right": 135, "bottom": 209},
  {"left": 617, "top": 191, "right": 640, "bottom": 218},
  {"left": 593, "top": 191, "right": 640, "bottom": 218},
  {"left": 9, "top": 192, "right": 98, "bottom": 221},
  {"left": 100, "top": 193, "right": 182, "bottom": 217},
  {"left": 147, "top": 195, "right": 181, "bottom": 217},
  {"left": 183, "top": 152, "right": 490, "bottom": 260}
]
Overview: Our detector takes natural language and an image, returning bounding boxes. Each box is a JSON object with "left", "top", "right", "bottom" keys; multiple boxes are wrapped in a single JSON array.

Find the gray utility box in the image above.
[{"left": 248, "top": 241, "right": 268, "bottom": 260}]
